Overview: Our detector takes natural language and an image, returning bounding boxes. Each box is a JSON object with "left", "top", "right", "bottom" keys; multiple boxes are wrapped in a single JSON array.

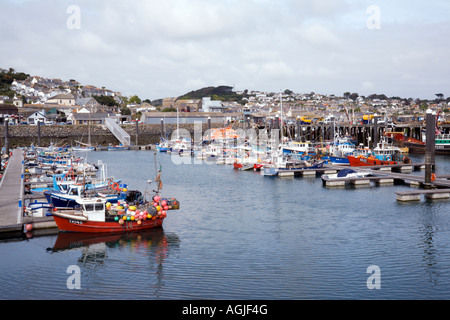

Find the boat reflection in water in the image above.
[{"left": 47, "top": 229, "right": 180, "bottom": 294}]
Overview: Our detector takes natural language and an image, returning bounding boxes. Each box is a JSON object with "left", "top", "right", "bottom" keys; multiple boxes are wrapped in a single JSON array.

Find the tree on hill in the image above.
[
  {"left": 178, "top": 86, "right": 234, "bottom": 99},
  {"left": 435, "top": 93, "right": 444, "bottom": 103},
  {"left": 93, "top": 95, "right": 119, "bottom": 107},
  {"left": 349, "top": 93, "right": 359, "bottom": 101},
  {"left": 368, "top": 94, "right": 388, "bottom": 100},
  {"left": 129, "top": 95, "right": 141, "bottom": 104},
  {"left": 152, "top": 99, "right": 162, "bottom": 107},
  {"left": 178, "top": 85, "right": 248, "bottom": 105},
  {"left": 0, "top": 67, "right": 30, "bottom": 98}
]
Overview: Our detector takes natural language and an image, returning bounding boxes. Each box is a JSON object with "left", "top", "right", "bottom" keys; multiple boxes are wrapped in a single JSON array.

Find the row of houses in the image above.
[
  {"left": 24, "top": 108, "right": 116, "bottom": 126},
  {"left": 10, "top": 77, "right": 122, "bottom": 106},
  {"left": 0, "top": 103, "right": 121, "bottom": 126}
]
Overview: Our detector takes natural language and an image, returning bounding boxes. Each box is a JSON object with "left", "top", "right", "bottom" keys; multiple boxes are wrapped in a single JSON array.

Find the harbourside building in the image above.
[
  {"left": 0, "top": 104, "right": 19, "bottom": 125},
  {"left": 72, "top": 111, "right": 112, "bottom": 125},
  {"left": 175, "top": 99, "right": 201, "bottom": 112},
  {"left": 75, "top": 97, "right": 101, "bottom": 110}
]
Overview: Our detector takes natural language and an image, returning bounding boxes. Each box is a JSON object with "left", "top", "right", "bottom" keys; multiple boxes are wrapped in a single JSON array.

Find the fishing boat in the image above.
[
  {"left": 282, "top": 141, "right": 314, "bottom": 155},
  {"left": 263, "top": 161, "right": 325, "bottom": 176},
  {"left": 323, "top": 135, "right": 357, "bottom": 165},
  {"left": 25, "top": 201, "right": 54, "bottom": 218},
  {"left": 263, "top": 154, "right": 325, "bottom": 176},
  {"left": 171, "top": 138, "right": 191, "bottom": 155},
  {"left": 384, "top": 132, "right": 425, "bottom": 154},
  {"left": 156, "top": 138, "right": 172, "bottom": 152},
  {"left": 435, "top": 134, "right": 450, "bottom": 155},
  {"left": 72, "top": 146, "right": 95, "bottom": 152},
  {"left": 108, "top": 145, "right": 130, "bottom": 151},
  {"left": 347, "top": 138, "right": 411, "bottom": 167},
  {"left": 347, "top": 154, "right": 396, "bottom": 167},
  {"left": 233, "top": 155, "right": 260, "bottom": 169},
  {"left": 253, "top": 163, "right": 265, "bottom": 171},
  {"left": 44, "top": 183, "right": 127, "bottom": 208},
  {"left": 385, "top": 125, "right": 450, "bottom": 155},
  {"left": 51, "top": 195, "right": 180, "bottom": 233}
]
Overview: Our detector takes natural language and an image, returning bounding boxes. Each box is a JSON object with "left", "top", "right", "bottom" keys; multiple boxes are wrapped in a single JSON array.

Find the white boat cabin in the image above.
[{"left": 76, "top": 198, "right": 106, "bottom": 222}]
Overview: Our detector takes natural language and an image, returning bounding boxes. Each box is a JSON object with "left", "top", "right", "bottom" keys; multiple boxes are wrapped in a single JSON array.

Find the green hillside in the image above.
[{"left": 178, "top": 86, "right": 248, "bottom": 104}]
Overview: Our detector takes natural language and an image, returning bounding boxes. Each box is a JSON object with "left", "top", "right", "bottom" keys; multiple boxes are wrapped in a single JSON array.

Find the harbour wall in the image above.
[
  {"left": 0, "top": 123, "right": 230, "bottom": 148},
  {"left": 1, "top": 122, "right": 449, "bottom": 149}
]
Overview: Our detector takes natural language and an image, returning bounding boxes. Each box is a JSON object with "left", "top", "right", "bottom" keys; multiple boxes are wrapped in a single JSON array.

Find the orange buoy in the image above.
[{"left": 431, "top": 173, "right": 436, "bottom": 181}]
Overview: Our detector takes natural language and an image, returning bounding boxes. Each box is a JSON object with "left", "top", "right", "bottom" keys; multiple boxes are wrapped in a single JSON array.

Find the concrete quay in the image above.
[{"left": 0, "top": 149, "right": 25, "bottom": 233}]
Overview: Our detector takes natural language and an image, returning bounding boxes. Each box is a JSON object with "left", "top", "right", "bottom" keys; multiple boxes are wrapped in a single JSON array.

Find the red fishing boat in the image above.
[
  {"left": 233, "top": 161, "right": 243, "bottom": 169},
  {"left": 384, "top": 132, "right": 425, "bottom": 153},
  {"left": 253, "top": 163, "right": 264, "bottom": 171},
  {"left": 347, "top": 155, "right": 398, "bottom": 167},
  {"left": 52, "top": 195, "right": 179, "bottom": 233},
  {"left": 347, "top": 139, "right": 412, "bottom": 167}
]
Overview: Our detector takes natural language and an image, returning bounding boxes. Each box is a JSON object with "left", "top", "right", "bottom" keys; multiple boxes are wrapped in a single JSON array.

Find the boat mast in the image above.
[
  {"left": 177, "top": 107, "right": 180, "bottom": 139},
  {"left": 280, "top": 92, "right": 283, "bottom": 146}
]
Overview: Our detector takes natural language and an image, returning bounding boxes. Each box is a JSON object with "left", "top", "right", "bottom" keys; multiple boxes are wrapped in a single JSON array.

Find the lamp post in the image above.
[{"left": 424, "top": 109, "right": 436, "bottom": 188}]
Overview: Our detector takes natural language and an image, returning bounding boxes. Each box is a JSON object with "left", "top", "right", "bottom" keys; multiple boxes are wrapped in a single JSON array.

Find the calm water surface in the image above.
[{"left": 1, "top": 151, "right": 450, "bottom": 300}]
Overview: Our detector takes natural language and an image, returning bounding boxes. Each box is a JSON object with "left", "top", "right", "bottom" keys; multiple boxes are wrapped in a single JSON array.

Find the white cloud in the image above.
[
  {"left": 0, "top": 0, "right": 449, "bottom": 99},
  {"left": 296, "top": 23, "right": 341, "bottom": 47}
]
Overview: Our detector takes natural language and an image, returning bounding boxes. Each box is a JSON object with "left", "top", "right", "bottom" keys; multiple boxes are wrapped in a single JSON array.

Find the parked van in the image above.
[{"left": 299, "top": 116, "right": 312, "bottom": 124}]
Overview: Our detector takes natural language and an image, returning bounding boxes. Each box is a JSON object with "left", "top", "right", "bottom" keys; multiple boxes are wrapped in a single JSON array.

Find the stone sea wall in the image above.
[{"left": 1, "top": 123, "right": 233, "bottom": 148}]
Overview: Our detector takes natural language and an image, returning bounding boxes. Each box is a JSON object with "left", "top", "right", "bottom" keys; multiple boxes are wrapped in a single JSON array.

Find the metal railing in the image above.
[{"left": 105, "top": 118, "right": 131, "bottom": 146}]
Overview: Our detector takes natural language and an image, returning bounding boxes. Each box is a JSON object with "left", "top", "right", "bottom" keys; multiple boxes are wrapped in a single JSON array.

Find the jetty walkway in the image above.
[{"left": 0, "top": 149, "right": 24, "bottom": 232}]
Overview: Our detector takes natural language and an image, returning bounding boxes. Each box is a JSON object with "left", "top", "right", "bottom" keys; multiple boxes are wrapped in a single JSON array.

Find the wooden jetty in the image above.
[
  {"left": 0, "top": 149, "right": 24, "bottom": 233},
  {"left": 318, "top": 163, "right": 450, "bottom": 202},
  {"left": 0, "top": 149, "right": 57, "bottom": 236}
]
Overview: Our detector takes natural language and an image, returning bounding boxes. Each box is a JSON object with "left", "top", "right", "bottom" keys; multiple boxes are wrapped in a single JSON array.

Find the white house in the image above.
[
  {"left": 27, "top": 111, "right": 47, "bottom": 125},
  {"left": 13, "top": 96, "right": 23, "bottom": 108},
  {"left": 46, "top": 93, "right": 76, "bottom": 106},
  {"left": 202, "top": 97, "right": 224, "bottom": 112}
]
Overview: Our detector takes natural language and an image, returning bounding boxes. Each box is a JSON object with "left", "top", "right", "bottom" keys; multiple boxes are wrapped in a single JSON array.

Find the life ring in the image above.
[
  {"left": 431, "top": 173, "right": 436, "bottom": 181},
  {"left": 386, "top": 156, "right": 391, "bottom": 161},
  {"left": 109, "top": 181, "right": 121, "bottom": 191}
]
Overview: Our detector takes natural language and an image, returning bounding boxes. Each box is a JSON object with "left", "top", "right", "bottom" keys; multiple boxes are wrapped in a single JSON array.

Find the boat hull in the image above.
[
  {"left": 108, "top": 146, "right": 130, "bottom": 151},
  {"left": 253, "top": 164, "right": 264, "bottom": 171},
  {"left": 52, "top": 212, "right": 164, "bottom": 233},
  {"left": 263, "top": 162, "right": 324, "bottom": 176},
  {"left": 347, "top": 155, "right": 397, "bottom": 166},
  {"left": 325, "top": 156, "right": 350, "bottom": 165}
]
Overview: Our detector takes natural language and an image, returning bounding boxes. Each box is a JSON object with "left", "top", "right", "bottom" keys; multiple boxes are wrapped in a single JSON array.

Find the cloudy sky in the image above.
[{"left": 1, "top": 0, "right": 449, "bottom": 100}]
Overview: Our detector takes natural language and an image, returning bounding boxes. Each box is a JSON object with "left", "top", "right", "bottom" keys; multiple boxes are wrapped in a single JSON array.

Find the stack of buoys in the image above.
[
  {"left": 107, "top": 195, "right": 180, "bottom": 226},
  {"left": 108, "top": 200, "right": 156, "bottom": 225},
  {"left": 151, "top": 195, "right": 167, "bottom": 219},
  {"left": 152, "top": 196, "right": 180, "bottom": 211}
]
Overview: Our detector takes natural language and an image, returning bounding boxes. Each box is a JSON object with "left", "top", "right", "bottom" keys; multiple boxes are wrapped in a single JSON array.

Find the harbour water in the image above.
[{"left": 1, "top": 151, "right": 450, "bottom": 300}]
